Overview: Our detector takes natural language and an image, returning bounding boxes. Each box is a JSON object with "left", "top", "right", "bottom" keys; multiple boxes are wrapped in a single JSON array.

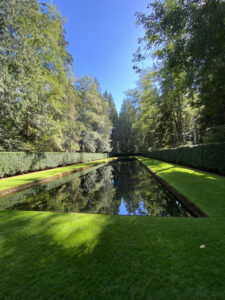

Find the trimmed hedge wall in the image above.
[
  {"left": 0, "top": 152, "right": 108, "bottom": 178},
  {"left": 143, "top": 143, "right": 225, "bottom": 175},
  {"left": 0, "top": 163, "right": 105, "bottom": 209}
]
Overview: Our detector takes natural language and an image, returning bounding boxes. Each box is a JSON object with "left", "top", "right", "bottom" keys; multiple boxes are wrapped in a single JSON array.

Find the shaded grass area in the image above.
[
  {"left": 0, "top": 211, "right": 225, "bottom": 299},
  {"left": 136, "top": 156, "right": 225, "bottom": 217},
  {"left": 1, "top": 157, "right": 225, "bottom": 299},
  {"left": 0, "top": 158, "right": 116, "bottom": 193}
]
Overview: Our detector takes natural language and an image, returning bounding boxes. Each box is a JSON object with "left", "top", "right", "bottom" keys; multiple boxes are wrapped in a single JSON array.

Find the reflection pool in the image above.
[{"left": 0, "top": 159, "right": 192, "bottom": 217}]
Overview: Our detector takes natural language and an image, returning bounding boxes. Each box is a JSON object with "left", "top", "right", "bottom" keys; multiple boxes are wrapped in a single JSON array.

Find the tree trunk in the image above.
[{"left": 193, "top": 114, "right": 198, "bottom": 144}]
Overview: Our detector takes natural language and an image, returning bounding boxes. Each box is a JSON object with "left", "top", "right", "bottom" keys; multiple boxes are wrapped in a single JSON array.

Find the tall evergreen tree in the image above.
[
  {"left": 134, "top": 0, "right": 225, "bottom": 139},
  {"left": 0, "top": 0, "right": 113, "bottom": 152},
  {"left": 76, "top": 76, "right": 112, "bottom": 152},
  {"left": 0, "top": 0, "right": 75, "bottom": 151},
  {"left": 104, "top": 91, "right": 118, "bottom": 153},
  {"left": 117, "top": 99, "right": 138, "bottom": 153}
]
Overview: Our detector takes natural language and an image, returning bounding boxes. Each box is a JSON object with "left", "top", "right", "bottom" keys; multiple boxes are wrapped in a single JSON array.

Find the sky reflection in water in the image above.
[{"left": 2, "top": 160, "right": 191, "bottom": 217}]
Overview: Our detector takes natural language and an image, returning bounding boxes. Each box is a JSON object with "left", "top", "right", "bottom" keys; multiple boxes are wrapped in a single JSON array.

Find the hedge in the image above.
[
  {"left": 0, "top": 152, "right": 108, "bottom": 178},
  {"left": 143, "top": 143, "right": 225, "bottom": 175},
  {"left": 0, "top": 163, "right": 105, "bottom": 209}
]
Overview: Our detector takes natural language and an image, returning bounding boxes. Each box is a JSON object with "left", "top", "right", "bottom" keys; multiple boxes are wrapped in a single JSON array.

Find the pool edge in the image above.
[
  {"left": 0, "top": 158, "right": 118, "bottom": 197},
  {"left": 136, "top": 157, "right": 208, "bottom": 218}
]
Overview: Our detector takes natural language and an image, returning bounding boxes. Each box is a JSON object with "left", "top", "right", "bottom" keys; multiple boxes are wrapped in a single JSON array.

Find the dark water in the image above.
[{"left": 0, "top": 159, "right": 191, "bottom": 217}]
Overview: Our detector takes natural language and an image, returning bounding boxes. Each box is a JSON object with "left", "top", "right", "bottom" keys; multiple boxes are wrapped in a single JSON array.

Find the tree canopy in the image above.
[
  {"left": 116, "top": 0, "right": 225, "bottom": 153},
  {"left": 0, "top": 0, "right": 115, "bottom": 152},
  {"left": 0, "top": 0, "right": 224, "bottom": 153}
]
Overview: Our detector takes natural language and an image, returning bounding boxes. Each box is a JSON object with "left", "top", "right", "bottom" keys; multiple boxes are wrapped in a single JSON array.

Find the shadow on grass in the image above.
[
  {"left": 1, "top": 211, "right": 225, "bottom": 299},
  {"left": 156, "top": 169, "right": 225, "bottom": 217},
  {"left": 154, "top": 167, "right": 176, "bottom": 174},
  {"left": 138, "top": 157, "right": 225, "bottom": 217},
  {"left": 139, "top": 157, "right": 223, "bottom": 181}
]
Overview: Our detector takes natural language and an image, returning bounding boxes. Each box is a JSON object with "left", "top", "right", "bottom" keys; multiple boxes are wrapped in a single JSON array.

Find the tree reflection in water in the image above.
[{"left": 4, "top": 160, "right": 191, "bottom": 217}]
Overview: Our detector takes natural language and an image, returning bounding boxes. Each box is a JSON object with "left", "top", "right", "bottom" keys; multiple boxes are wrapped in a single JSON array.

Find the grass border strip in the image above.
[
  {"left": 0, "top": 158, "right": 117, "bottom": 197},
  {"left": 137, "top": 157, "right": 208, "bottom": 218}
]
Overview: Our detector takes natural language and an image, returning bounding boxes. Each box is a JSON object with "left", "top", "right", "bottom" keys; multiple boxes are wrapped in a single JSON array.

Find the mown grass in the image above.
[
  {"left": 0, "top": 156, "right": 225, "bottom": 299},
  {"left": 0, "top": 158, "right": 116, "bottom": 193},
  {"left": 136, "top": 156, "right": 225, "bottom": 217},
  {"left": 0, "top": 211, "right": 225, "bottom": 300}
]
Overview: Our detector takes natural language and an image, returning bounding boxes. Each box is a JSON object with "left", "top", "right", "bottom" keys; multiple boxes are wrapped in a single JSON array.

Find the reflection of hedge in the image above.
[
  {"left": 0, "top": 163, "right": 105, "bottom": 209},
  {"left": 144, "top": 143, "right": 225, "bottom": 175},
  {"left": 0, "top": 152, "right": 108, "bottom": 178}
]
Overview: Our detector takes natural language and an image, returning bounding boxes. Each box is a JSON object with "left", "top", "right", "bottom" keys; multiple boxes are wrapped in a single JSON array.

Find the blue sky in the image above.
[{"left": 49, "top": 0, "right": 152, "bottom": 111}]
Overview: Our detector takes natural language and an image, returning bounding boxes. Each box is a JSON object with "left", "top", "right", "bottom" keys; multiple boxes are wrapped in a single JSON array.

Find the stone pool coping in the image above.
[
  {"left": 0, "top": 157, "right": 118, "bottom": 197},
  {"left": 136, "top": 156, "right": 208, "bottom": 218}
]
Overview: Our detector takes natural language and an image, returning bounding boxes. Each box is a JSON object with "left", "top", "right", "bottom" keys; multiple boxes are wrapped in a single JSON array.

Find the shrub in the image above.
[
  {"left": 0, "top": 152, "right": 108, "bottom": 178},
  {"left": 143, "top": 143, "right": 225, "bottom": 175}
]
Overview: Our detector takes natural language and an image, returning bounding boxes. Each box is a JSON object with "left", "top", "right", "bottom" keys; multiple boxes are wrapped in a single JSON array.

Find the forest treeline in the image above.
[
  {"left": 0, "top": 0, "right": 116, "bottom": 152},
  {"left": 118, "top": 0, "right": 225, "bottom": 152},
  {"left": 1, "top": 0, "right": 224, "bottom": 153}
]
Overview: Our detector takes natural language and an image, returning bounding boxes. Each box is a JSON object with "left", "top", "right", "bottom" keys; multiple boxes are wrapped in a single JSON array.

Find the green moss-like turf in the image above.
[
  {"left": 0, "top": 158, "right": 116, "bottom": 193},
  {"left": 0, "top": 156, "right": 225, "bottom": 299}
]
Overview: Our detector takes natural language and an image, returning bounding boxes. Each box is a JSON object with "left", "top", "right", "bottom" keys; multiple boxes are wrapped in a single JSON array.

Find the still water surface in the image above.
[{"left": 1, "top": 159, "right": 191, "bottom": 217}]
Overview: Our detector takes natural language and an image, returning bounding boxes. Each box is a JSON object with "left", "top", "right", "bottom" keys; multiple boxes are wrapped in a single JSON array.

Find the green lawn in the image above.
[
  {"left": 0, "top": 158, "right": 116, "bottom": 194},
  {"left": 136, "top": 156, "right": 225, "bottom": 217},
  {"left": 0, "top": 157, "right": 225, "bottom": 299}
]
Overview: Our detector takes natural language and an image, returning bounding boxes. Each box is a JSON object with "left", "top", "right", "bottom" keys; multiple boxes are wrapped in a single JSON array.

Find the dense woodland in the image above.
[{"left": 1, "top": 0, "right": 224, "bottom": 153}]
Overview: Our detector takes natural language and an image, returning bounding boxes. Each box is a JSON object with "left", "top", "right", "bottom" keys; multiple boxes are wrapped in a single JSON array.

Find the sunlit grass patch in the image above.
[
  {"left": 1, "top": 210, "right": 225, "bottom": 299},
  {"left": 0, "top": 158, "right": 117, "bottom": 193},
  {"left": 136, "top": 156, "right": 225, "bottom": 217}
]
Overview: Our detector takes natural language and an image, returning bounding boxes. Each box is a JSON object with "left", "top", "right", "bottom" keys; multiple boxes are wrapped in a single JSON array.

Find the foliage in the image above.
[
  {"left": 1, "top": 0, "right": 224, "bottom": 154},
  {"left": 143, "top": 142, "right": 225, "bottom": 175},
  {"left": 116, "top": 71, "right": 198, "bottom": 152},
  {"left": 0, "top": 152, "right": 109, "bottom": 178},
  {"left": 116, "top": 98, "right": 138, "bottom": 153},
  {"left": 0, "top": 0, "right": 72, "bottom": 150},
  {"left": 76, "top": 77, "right": 112, "bottom": 153},
  {"left": 203, "top": 125, "right": 225, "bottom": 144},
  {"left": 104, "top": 91, "right": 119, "bottom": 152},
  {"left": 131, "top": 0, "right": 225, "bottom": 147},
  {"left": 0, "top": 0, "right": 113, "bottom": 152}
]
